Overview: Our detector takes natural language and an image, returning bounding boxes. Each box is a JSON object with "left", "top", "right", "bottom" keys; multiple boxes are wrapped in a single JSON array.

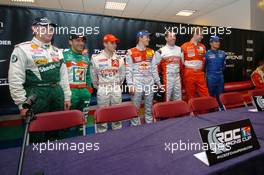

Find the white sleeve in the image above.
[
  {"left": 59, "top": 61, "right": 71, "bottom": 102},
  {"left": 125, "top": 50, "right": 134, "bottom": 86},
  {"left": 90, "top": 57, "right": 98, "bottom": 89},
  {"left": 152, "top": 51, "right": 161, "bottom": 86},
  {"left": 119, "top": 57, "right": 126, "bottom": 85},
  {"left": 8, "top": 47, "right": 27, "bottom": 110},
  {"left": 153, "top": 50, "right": 162, "bottom": 65},
  {"left": 180, "top": 49, "right": 184, "bottom": 63}
]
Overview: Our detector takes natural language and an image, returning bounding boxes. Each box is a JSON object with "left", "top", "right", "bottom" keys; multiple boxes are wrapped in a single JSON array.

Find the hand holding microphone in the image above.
[{"left": 20, "top": 95, "right": 37, "bottom": 118}]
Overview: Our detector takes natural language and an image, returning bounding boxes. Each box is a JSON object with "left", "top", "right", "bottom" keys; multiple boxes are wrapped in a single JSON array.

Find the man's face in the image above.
[
  {"left": 139, "top": 35, "right": 150, "bottom": 46},
  {"left": 70, "top": 38, "right": 85, "bottom": 52},
  {"left": 32, "top": 25, "right": 54, "bottom": 43},
  {"left": 103, "top": 41, "right": 117, "bottom": 52},
  {"left": 165, "top": 32, "right": 176, "bottom": 46},
  {"left": 210, "top": 41, "right": 220, "bottom": 49},
  {"left": 193, "top": 29, "right": 203, "bottom": 42}
]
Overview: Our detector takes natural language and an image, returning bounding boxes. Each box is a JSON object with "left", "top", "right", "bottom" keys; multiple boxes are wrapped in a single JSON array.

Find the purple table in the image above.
[{"left": 0, "top": 107, "right": 264, "bottom": 175}]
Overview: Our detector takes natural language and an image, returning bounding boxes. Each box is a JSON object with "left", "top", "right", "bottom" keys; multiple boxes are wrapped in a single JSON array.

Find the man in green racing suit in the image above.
[
  {"left": 63, "top": 34, "right": 93, "bottom": 118},
  {"left": 8, "top": 17, "right": 71, "bottom": 116}
]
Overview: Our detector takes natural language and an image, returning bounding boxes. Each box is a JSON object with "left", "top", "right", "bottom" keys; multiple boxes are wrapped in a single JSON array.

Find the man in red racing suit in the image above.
[{"left": 181, "top": 27, "right": 209, "bottom": 101}]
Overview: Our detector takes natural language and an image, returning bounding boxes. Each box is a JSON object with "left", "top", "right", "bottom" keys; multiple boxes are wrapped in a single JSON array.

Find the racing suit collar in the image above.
[
  {"left": 32, "top": 37, "right": 51, "bottom": 49},
  {"left": 102, "top": 49, "right": 115, "bottom": 59},
  {"left": 166, "top": 44, "right": 175, "bottom": 49},
  {"left": 257, "top": 67, "right": 264, "bottom": 76},
  {"left": 190, "top": 39, "right": 199, "bottom": 46},
  {"left": 70, "top": 48, "right": 82, "bottom": 55},
  {"left": 136, "top": 44, "right": 146, "bottom": 51},
  {"left": 209, "top": 49, "right": 218, "bottom": 53}
]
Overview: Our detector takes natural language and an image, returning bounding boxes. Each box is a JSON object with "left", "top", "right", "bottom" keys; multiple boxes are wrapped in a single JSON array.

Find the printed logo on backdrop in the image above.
[
  {"left": 155, "top": 32, "right": 165, "bottom": 38},
  {"left": 198, "top": 119, "right": 260, "bottom": 166},
  {"left": 225, "top": 52, "right": 243, "bottom": 69},
  {"left": 0, "top": 21, "right": 4, "bottom": 33},
  {"left": 0, "top": 59, "right": 6, "bottom": 63},
  {"left": 226, "top": 52, "right": 243, "bottom": 60},
  {"left": 0, "top": 40, "right": 11, "bottom": 46},
  {"left": 0, "top": 78, "right": 8, "bottom": 86},
  {"left": 0, "top": 21, "right": 11, "bottom": 45},
  {"left": 0, "top": 57, "right": 7, "bottom": 72},
  {"left": 92, "top": 49, "right": 127, "bottom": 59}
]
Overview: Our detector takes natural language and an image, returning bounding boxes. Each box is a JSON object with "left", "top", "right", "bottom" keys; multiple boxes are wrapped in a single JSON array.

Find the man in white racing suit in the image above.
[
  {"left": 153, "top": 31, "right": 184, "bottom": 101},
  {"left": 90, "top": 34, "right": 125, "bottom": 133}
]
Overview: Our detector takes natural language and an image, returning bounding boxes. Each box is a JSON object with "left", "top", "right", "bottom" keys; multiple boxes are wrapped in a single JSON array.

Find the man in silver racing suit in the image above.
[{"left": 126, "top": 30, "right": 161, "bottom": 126}]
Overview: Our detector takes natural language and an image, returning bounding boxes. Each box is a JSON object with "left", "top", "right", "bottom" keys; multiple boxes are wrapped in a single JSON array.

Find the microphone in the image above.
[{"left": 22, "top": 95, "right": 37, "bottom": 109}]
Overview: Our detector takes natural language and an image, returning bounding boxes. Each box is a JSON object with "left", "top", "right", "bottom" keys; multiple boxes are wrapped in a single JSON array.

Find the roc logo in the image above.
[
  {"left": 256, "top": 96, "right": 264, "bottom": 108},
  {"left": 199, "top": 119, "right": 259, "bottom": 165},
  {"left": 206, "top": 125, "right": 252, "bottom": 155}
]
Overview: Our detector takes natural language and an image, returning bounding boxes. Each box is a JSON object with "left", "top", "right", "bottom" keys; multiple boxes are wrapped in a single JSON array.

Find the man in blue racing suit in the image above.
[{"left": 205, "top": 36, "right": 227, "bottom": 109}]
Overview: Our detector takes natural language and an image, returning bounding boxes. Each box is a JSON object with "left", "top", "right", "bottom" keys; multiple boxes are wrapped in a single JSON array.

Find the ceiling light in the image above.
[
  {"left": 258, "top": 0, "right": 264, "bottom": 9},
  {"left": 105, "top": 1, "right": 126, "bottom": 11},
  {"left": 11, "top": 0, "right": 35, "bottom": 2},
  {"left": 176, "top": 10, "right": 196, "bottom": 16}
]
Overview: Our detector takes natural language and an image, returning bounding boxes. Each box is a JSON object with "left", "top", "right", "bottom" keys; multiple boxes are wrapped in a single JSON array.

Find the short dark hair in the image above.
[
  {"left": 165, "top": 31, "right": 170, "bottom": 38},
  {"left": 136, "top": 37, "right": 139, "bottom": 44},
  {"left": 259, "top": 59, "right": 264, "bottom": 66},
  {"left": 165, "top": 31, "right": 176, "bottom": 38}
]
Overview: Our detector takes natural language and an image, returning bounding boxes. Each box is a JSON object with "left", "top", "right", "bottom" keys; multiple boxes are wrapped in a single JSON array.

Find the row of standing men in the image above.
[{"left": 8, "top": 17, "right": 227, "bottom": 133}]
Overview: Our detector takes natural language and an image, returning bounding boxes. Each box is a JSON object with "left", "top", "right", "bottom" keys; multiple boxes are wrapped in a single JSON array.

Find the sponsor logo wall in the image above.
[{"left": 1, "top": 5, "right": 264, "bottom": 111}]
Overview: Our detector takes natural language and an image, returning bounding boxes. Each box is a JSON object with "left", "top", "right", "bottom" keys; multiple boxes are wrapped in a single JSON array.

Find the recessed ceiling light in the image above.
[
  {"left": 105, "top": 1, "right": 127, "bottom": 11},
  {"left": 11, "top": 0, "right": 35, "bottom": 2},
  {"left": 176, "top": 10, "right": 196, "bottom": 16},
  {"left": 258, "top": 0, "right": 264, "bottom": 8}
]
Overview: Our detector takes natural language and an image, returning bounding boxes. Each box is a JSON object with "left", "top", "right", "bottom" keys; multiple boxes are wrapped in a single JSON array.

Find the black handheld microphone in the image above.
[{"left": 22, "top": 95, "right": 37, "bottom": 109}]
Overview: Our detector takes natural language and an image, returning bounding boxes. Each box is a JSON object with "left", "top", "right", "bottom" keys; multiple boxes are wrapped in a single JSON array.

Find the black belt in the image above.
[{"left": 24, "top": 82, "right": 59, "bottom": 87}]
